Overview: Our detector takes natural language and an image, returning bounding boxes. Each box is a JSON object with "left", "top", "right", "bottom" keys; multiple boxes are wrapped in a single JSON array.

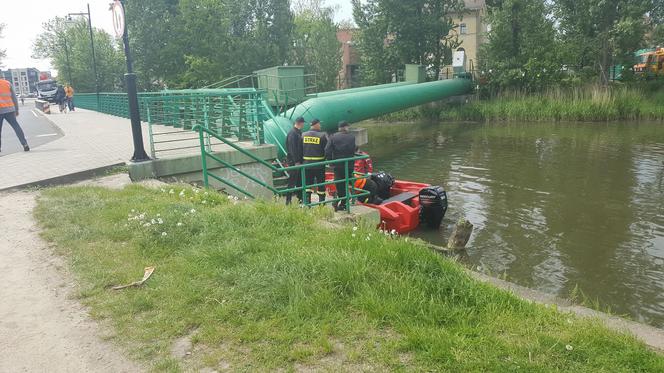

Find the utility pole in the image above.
[
  {"left": 68, "top": 4, "right": 99, "bottom": 106},
  {"left": 112, "top": 0, "right": 150, "bottom": 162}
]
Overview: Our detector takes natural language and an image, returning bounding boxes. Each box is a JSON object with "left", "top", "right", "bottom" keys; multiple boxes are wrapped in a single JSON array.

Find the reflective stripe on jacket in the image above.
[{"left": 302, "top": 130, "right": 327, "bottom": 162}]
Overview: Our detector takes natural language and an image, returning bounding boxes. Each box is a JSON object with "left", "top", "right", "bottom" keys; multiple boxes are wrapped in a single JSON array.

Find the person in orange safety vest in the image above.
[
  {"left": 0, "top": 78, "right": 29, "bottom": 152},
  {"left": 354, "top": 148, "right": 380, "bottom": 204}
]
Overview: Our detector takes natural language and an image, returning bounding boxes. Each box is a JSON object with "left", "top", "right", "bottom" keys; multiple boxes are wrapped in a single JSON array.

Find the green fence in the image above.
[
  {"left": 76, "top": 89, "right": 272, "bottom": 158},
  {"left": 194, "top": 125, "right": 369, "bottom": 211}
]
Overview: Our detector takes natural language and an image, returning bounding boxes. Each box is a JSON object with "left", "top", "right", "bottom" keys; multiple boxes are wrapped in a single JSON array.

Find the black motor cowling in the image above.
[
  {"left": 419, "top": 186, "right": 448, "bottom": 229},
  {"left": 371, "top": 171, "right": 395, "bottom": 200}
]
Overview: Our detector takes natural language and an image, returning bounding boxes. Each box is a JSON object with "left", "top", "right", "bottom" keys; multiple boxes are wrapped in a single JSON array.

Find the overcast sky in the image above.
[{"left": 0, "top": 0, "right": 354, "bottom": 73}]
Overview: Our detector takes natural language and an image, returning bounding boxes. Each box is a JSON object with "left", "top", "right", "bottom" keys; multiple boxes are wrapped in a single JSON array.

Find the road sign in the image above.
[{"left": 111, "top": 0, "right": 125, "bottom": 38}]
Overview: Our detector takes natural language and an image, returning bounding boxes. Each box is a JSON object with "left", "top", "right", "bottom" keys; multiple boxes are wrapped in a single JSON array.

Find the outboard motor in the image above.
[
  {"left": 419, "top": 186, "right": 448, "bottom": 229},
  {"left": 372, "top": 171, "right": 395, "bottom": 200}
]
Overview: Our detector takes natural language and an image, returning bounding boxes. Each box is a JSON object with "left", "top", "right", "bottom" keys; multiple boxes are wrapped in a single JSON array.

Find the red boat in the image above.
[{"left": 324, "top": 172, "right": 448, "bottom": 234}]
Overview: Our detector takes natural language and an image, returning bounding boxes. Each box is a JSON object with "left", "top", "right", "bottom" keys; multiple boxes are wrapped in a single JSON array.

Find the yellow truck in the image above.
[{"left": 634, "top": 48, "right": 664, "bottom": 78}]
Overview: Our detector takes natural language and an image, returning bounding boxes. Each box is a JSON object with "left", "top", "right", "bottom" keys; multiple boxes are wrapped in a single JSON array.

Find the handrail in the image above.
[{"left": 194, "top": 125, "right": 370, "bottom": 211}]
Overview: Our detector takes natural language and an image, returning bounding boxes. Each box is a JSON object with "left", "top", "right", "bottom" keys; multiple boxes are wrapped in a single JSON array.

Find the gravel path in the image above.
[{"left": 0, "top": 191, "right": 142, "bottom": 373}]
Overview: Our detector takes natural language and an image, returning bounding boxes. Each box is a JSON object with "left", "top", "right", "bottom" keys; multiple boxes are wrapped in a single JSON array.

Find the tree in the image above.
[
  {"left": 291, "top": 2, "right": 341, "bottom": 91},
  {"left": 480, "top": 0, "right": 561, "bottom": 92},
  {"left": 0, "top": 23, "right": 6, "bottom": 67},
  {"left": 32, "top": 17, "right": 125, "bottom": 92},
  {"left": 555, "top": 0, "right": 651, "bottom": 85},
  {"left": 352, "top": 0, "right": 463, "bottom": 85},
  {"left": 126, "top": 0, "right": 293, "bottom": 89}
]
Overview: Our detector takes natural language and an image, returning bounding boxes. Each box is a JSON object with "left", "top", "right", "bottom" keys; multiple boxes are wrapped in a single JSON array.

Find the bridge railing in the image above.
[{"left": 75, "top": 89, "right": 271, "bottom": 158}]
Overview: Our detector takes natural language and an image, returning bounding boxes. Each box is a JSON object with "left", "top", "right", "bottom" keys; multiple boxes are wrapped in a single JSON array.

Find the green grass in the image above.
[{"left": 35, "top": 185, "right": 664, "bottom": 371}]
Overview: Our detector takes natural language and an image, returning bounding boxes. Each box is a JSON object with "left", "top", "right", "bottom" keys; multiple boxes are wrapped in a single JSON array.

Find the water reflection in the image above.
[{"left": 363, "top": 121, "right": 664, "bottom": 327}]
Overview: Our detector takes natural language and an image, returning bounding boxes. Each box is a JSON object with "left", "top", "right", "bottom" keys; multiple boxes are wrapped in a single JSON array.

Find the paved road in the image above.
[{"left": 0, "top": 99, "right": 62, "bottom": 156}]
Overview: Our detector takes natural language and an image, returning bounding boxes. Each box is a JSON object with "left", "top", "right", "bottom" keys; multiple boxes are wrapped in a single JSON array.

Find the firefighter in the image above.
[
  {"left": 302, "top": 118, "right": 328, "bottom": 204},
  {"left": 354, "top": 147, "right": 381, "bottom": 204},
  {"left": 285, "top": 117, "right": 305, "bottom": 205},
  {"left": 325, "top": 121, "right": 356, "bottom": 211}
]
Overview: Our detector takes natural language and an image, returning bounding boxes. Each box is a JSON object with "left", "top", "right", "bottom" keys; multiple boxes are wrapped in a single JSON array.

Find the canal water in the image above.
[{"left": 362, "top": 121, "right": 664, "bottom": 327}]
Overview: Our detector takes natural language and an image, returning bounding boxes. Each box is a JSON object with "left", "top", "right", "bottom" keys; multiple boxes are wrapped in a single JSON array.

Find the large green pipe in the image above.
[
  {"left": 264, "top": 78, "right": 472, "bottom": 157},
  {"left": 306, "top": 81, "right": 414, "bottom": 99}
]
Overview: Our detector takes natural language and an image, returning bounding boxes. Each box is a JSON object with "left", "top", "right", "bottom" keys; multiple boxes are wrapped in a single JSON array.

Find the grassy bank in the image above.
[
  {"left": 36, "top": 184, "right": 664, "bottom": 371},
  {"left": 384, "top": 86, "right": 664, "bottom": 122}
]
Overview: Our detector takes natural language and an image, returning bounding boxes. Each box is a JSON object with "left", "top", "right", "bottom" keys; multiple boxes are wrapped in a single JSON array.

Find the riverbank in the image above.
[
  {"left": 383, "top": 85, "right": 664, "bottom": 122},
  {"left": 34, "top": 184, "right": 664, "bottom": 371}
]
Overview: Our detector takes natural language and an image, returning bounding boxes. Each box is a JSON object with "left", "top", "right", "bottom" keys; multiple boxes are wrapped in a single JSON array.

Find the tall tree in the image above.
[
  {"left": 480, "top": 0, "right": 560, "bottom": 92},
  {"left": 291, "top": 2, "right": 341, "bottom": 92},
  {"left": 352, "top": 0, "right": 463, "bottom": 85},
  {"left": 125, "top": 0, "right": 184, "bottom": 90},
  {"left": 32, "top": 18, "right": 125, "bottom": 92},
  {"left": 555, "top": 0, "right": 650, "bottom": 85}
]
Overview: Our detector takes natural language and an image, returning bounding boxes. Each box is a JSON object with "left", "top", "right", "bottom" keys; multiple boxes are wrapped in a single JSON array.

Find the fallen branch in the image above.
[{"left": 112, "top": 266, "right": 155, "bottom": 290}]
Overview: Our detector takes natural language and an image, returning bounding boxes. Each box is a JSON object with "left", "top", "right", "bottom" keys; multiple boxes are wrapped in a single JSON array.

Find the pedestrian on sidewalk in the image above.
[
  {"left": 65, "top": 84, "right": 75, "bottom": 111},
  {"left": 0, "top": 78, "right": 29, "bottom": 152}
]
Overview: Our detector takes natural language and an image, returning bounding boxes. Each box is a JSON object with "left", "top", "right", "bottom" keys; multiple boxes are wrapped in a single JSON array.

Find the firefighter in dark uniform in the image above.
[
  {"left": 325, "top": 121, "right": 356, "bottom": 211},
  {"left": 302, "top": 118, "right": 328, "bottom": 204},
  {"left": 285, "top": 117, "right": 305, "bottom": 205}
]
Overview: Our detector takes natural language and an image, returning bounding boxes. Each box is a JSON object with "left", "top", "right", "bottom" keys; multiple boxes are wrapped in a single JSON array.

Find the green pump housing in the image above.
[{"left": 263, "top": 77, "right": 473, "bottom": 157}]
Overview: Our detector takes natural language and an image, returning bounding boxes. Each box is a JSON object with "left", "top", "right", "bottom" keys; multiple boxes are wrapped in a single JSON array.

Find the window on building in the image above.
[{"left": 460, "top": 23, "right": 468, "bottom": 35}]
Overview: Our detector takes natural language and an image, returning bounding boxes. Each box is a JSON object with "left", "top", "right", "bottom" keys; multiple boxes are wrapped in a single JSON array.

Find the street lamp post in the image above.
[
  {"left": 112, "top": 0, "right": 150, "bottom": 162},
  {"left": 68, "top": 4, "right": 99, "bottom": 107}
]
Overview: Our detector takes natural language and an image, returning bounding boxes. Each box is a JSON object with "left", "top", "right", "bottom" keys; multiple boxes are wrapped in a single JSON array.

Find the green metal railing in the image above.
[
  {"left": 76, "top": 89, "right": 270, "bottom": 158},
  {"left": 194, "top": 125, "right": 370, "bottom": 212}
]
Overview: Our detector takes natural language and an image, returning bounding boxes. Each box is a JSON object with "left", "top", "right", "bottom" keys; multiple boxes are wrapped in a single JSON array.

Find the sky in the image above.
[{"left": 0, "top": 0, "right": 354, "bottom": 74}]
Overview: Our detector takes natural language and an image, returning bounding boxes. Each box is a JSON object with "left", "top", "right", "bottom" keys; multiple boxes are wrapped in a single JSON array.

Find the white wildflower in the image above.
[
  {"left": 161, "top": 232, "right": 167, "bottom": 237},
  {"left": 157, "top": 218, "right": 163, "bottom": 224},
  {"left": 156, "top": 214, "right": 160, "bottom": 217},
  {"left": 177, "top": 222, "right": 183, "bottom": 227},
  {"left": 194, "top": 189, "right": 200, "bottom": 194},
  {"left": 190, "top": 209, "right": 196, "bottom": 213},
  {"left": 365, "top": 237, "right": 370, "bottom": 241},
  {"left": 227, "top": 195, "right": 233, "bottom": 200},
  {"left": 143, "top": 223, "right": 151, "bottom": 227},
  {"left": 138, "top": 214, "right": 145, "bottom": 220},
  {"left": 179, "top": 190, "right": 185, "bottom": 197},
  {"left": 352, "top": 226, "right": 358, "bottom": 231},
  {"left": 160, "top": 188, "right": 166, "bottom": 193},
  {"left": 565, "top": 345, "right": 573, "bottom": 351},
  {"left": 204, "top": 192, "right": 209, "bottom": 196},
  {"left": 390, "top": 229, "right": 396, "bottom": 235},
  {"left": 151, "top": 219, "right": 156, "bottom": 224},
  {"left": 202, "top": 200, "right": 207, "bottom": 204},
  {"left": 169, "top": 189, "right": 174, "bottom": 194}
]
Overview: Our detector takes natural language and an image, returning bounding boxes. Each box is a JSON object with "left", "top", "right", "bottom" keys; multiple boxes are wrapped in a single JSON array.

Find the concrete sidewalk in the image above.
[{"left": 0, "top": 108, "right": 150, "bottom": 190}]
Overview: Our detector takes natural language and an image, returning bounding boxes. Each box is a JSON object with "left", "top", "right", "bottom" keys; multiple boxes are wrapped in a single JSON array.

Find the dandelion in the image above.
[
  {"left": 177, "top": 222, "right": 183, "bottom": 227},
  {"left": 161, "top": 232, "right": 167, "bottom": 237},
  {"left": 565, "top": 345, "right": 573, "bottom": 351}
]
